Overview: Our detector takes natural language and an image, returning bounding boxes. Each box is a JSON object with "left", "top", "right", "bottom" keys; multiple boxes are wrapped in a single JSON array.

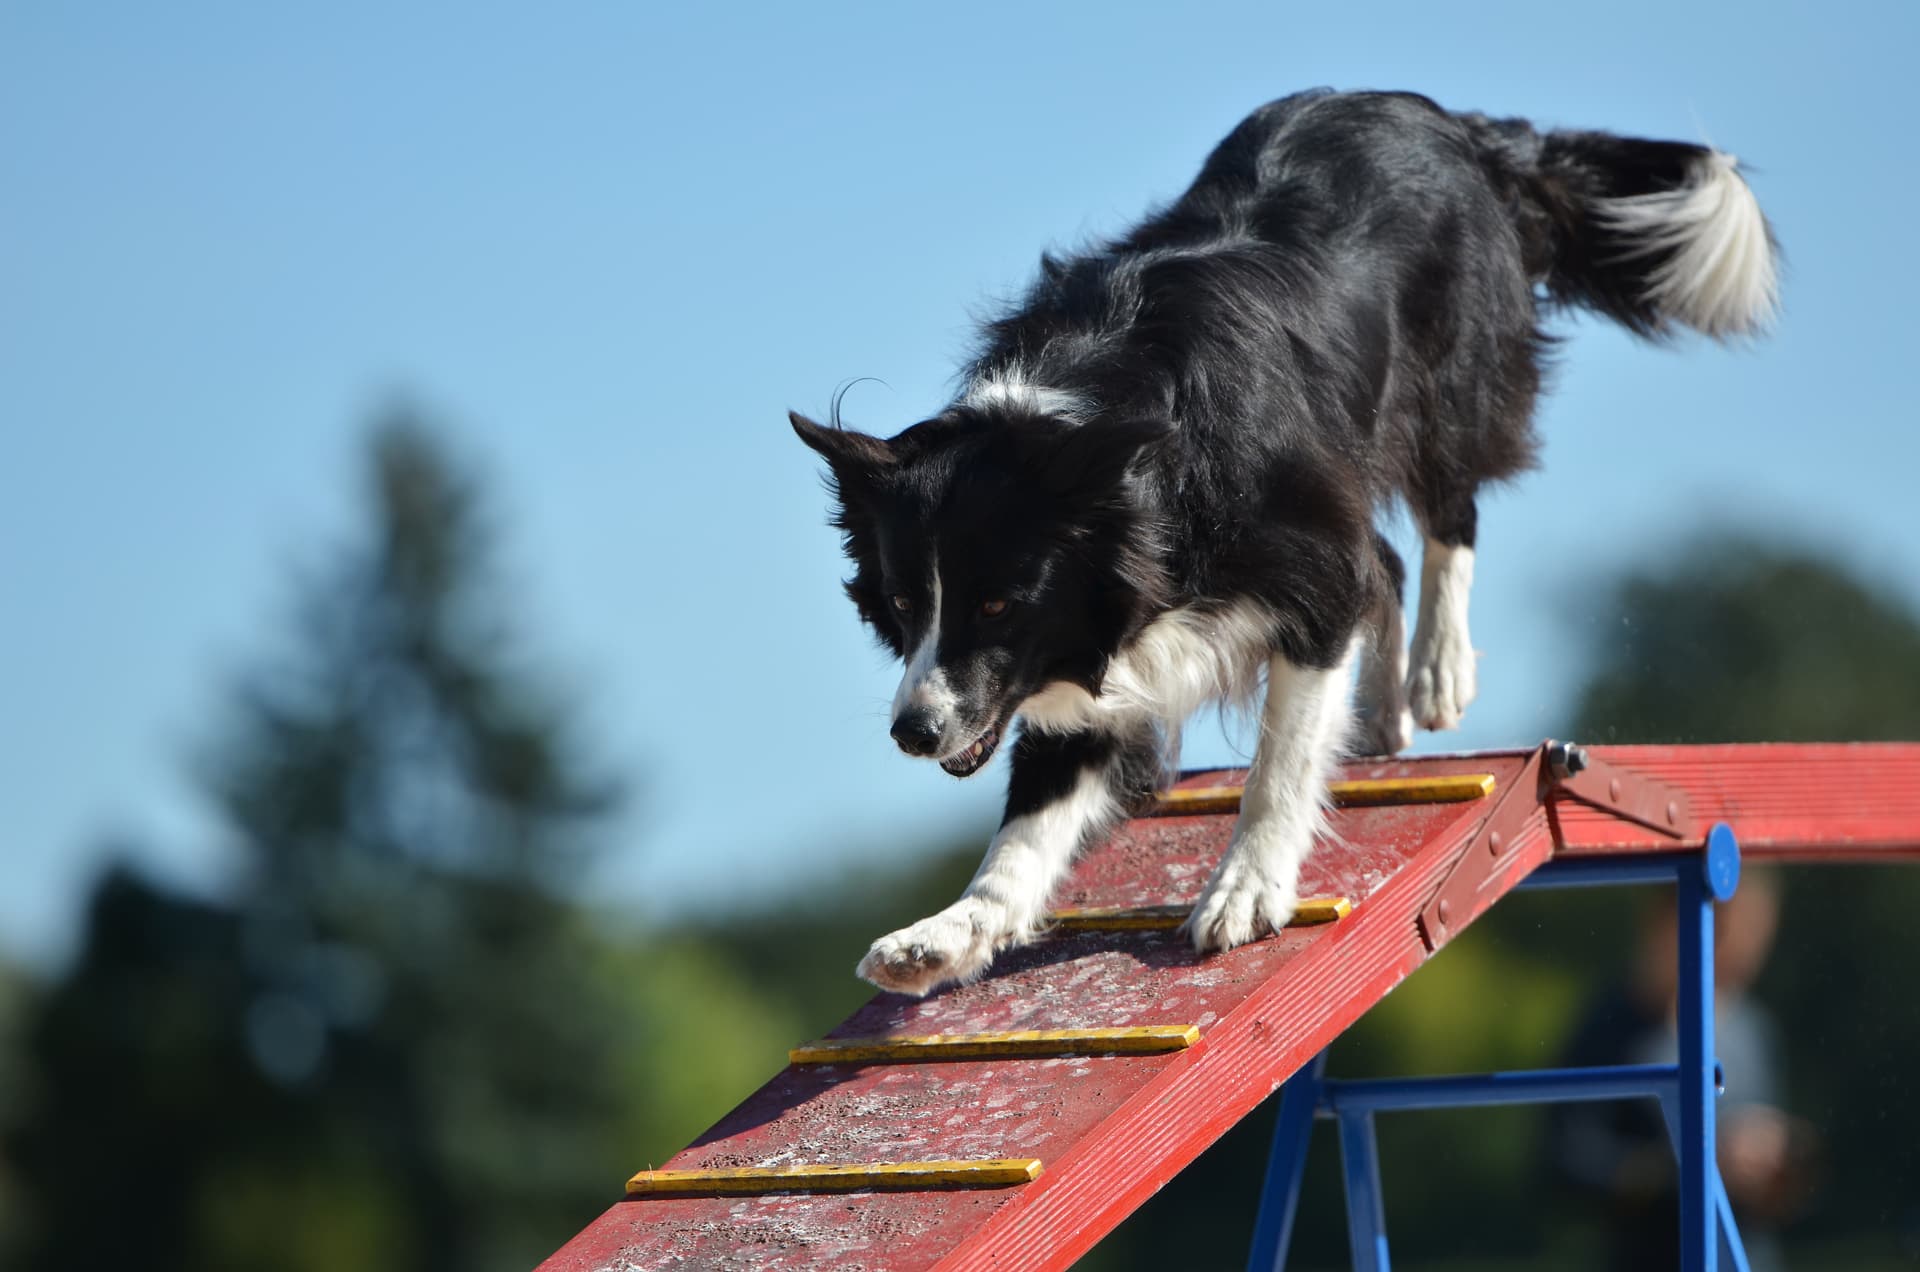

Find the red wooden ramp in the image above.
[{"left": 540, "top": 742, "right": 1920, "bottom": 1272}]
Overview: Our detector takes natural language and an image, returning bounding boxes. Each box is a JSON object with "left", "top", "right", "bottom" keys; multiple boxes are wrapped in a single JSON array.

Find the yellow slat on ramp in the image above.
[
  {"left": 1048, "top": 896, "right": 1352, "bottom": 931},
  {"left": 789, "top": 1024, "right": 1199, "bottom": 1065},
  {"left": 626, "top": 1158, "right": 1044, "bottom": 1196},
  {"left": 1154, "top": 772, "right": 1496, "bottom": 816}
]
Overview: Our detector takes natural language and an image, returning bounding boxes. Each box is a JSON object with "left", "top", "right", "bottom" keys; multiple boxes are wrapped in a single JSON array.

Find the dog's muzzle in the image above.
[
  {"left": 937, "top": 723, "right": 1003, "bottom": 777},
  {"left": 890, "top": 707, "right": 1005, "bottom": 777}
]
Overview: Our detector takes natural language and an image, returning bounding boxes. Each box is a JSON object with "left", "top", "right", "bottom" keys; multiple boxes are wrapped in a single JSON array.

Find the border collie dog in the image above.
[{"left": 793, "top": 90, "right": 1776, "bottom": 997}]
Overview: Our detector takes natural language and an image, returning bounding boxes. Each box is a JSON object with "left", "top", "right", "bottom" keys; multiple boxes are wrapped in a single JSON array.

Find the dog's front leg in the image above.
[
  {"left": 858, "top": 725, "right": 1148, "bottom": 997},
  {"left": 1187, "top": 644, "right": 1355, "bottom": 951},
  {"left": 1407, "top": 536, "right": 1478, "bottom": 731}
]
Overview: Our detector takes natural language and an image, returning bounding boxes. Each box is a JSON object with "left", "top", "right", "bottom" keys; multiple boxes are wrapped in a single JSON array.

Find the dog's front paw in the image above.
[
  {"left": 856, "top": 901, "right": 1000, "bottom": 997},
  {"left": 1355, "top": 703, "right": 1414, "bottom": 757},
  {"left": 1185, "top": 854, "right": 1298, "bottom": 954},
  {"left": 1406, "top": 630, "right": 1477, "bottom": 732},
  {"left": 1356, "top": 639, "right": 1413, "bottom": 756}
]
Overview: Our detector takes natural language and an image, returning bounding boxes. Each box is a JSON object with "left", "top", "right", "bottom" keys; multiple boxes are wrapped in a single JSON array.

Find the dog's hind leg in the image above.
[
  {"left": 1355, "top": 534, "right": 1413, "bottom": 755},
  {"left": 857, "top": 722, "right": 1161, "bottom": 997},
  {"left": 1407, "top": 495, "right": 1480, "bottom": 732},
  {"left": 1186, "top": 638, "right": 1357, "bottom": 952}
]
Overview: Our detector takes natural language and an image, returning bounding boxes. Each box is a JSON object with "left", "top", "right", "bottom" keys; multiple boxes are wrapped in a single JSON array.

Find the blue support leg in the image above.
[
  {"left": 1678, "top": 824, "right": 1742, "bottom": 1272},
  {"left": 1677, "top": 846, "right": 1717, "bottom": 1272},
  {"left": 1716, "top": 1172, "right": 1754, "bottom": 1272},
  {"left": 1244, "top": 827, "right": 1753, "bottom": 1269},
  {"left": 1337, "top": 1111, "right": 1390, "bottom": 1272},
  {"left": 1246, "top": 1050, "right": 1327, "bottom": 1272}
]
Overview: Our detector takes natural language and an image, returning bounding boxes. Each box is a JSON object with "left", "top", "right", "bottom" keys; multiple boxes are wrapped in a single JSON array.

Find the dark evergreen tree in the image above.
[
  {"left": 5, "top": 415, "right": 635, "bottom": 1272},
  {"left": 1571, "top": 536, "right": 1920, "bottom": 744}
]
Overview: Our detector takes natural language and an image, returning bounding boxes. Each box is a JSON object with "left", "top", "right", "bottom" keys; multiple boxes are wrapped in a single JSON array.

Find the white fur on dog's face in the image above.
[
  {"left": 886, "top": 549, "right": 1010, "bottom": 776},
  {"left": 890, "top": 554, "right": 954, "bottom": 721},
  {"left": 888, "top": 554, "right": 983, "bottom": 769}
]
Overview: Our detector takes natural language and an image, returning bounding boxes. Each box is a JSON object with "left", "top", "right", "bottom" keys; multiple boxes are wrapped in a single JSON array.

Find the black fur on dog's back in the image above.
[
  {"left": 936, "top": 90, "right": 1769, "bottom": 666},
  {"left": 961, "top": 92, "right": 1544, "bottom": 668}
]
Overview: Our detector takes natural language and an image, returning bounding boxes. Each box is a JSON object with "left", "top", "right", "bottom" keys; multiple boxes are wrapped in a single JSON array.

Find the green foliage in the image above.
[
  {"left": 683, "top": 846, "right": 987, "bottom": 1041},
  {"left": 0, "top": 963, "right": 30, "bottom": 1255},
  {"left": 5, "top": 416, "right": 641, "bottom": 1272},
  {"left": 610, "top": 935, "right": 806, "bottom": 1165},
  {"left": 1571, "top": 536, "right": 1920, "bottom": 744}
]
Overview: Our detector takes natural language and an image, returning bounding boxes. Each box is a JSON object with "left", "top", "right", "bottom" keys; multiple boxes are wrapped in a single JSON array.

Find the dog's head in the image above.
[{"left": 793, "top": 405, "right": 1166, "bottom": 776}]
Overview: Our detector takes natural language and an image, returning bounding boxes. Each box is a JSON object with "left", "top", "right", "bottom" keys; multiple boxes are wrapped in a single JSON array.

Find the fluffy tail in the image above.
[{"left": 1462, "top": 115, "right": 1780, "bottom": 340}]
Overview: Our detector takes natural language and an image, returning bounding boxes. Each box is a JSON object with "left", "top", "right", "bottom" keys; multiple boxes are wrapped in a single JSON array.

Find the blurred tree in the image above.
[
  {"left": 1571, "top": 537, "right": 1920, "bottom": 743},
  {"left": 0, "top": 959, "right": 28, "bottom": 1254},
  {"left": 687, "top": 843, "right": 986, "bottom": 1040},
  {"left": 4, "top": 416, "right": 659, "bottom": 1272}
]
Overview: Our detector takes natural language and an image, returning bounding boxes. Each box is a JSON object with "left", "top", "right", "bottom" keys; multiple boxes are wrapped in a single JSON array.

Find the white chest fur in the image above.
[{"left": 1016, "top": 600, "right": 1274, "bottom": 734}]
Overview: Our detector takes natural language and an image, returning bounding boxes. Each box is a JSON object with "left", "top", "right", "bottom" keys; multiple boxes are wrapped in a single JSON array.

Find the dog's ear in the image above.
[
  {"left": 1033, "top": 417, "right": 1171, "bottom": 502},
  {"left": 790, "top": 411, "right": 897, "bottom": 482}
]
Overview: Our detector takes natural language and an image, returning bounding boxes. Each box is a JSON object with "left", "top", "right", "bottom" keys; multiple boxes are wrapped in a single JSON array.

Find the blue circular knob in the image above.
[{"left": 1704, "top": 823, "right": 1741, "bottom": 903}]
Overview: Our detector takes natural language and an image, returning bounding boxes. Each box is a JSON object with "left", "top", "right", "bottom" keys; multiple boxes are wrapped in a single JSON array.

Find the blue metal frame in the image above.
[{"left": 1246, "top": 824, "right": 1750, "bottom": 1272}]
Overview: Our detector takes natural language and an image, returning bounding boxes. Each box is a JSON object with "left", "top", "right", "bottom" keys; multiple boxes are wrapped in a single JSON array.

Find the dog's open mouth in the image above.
[{"left": 939, "top": 723, "right": 1004, "bottom": 778}]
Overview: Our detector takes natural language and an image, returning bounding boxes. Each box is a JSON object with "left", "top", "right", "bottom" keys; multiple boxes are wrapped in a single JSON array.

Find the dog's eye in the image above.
[
  {"left": 980, "top": 599, "right": 1009, "bottom": 618},
  {"left": 890, "top": 594, "right": 913, "bottom": 614}
]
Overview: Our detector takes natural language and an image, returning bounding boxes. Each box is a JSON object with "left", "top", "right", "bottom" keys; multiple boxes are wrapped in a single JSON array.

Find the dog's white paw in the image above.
[
  {"left": 1355, "top": 657, "right": 1414, "bottom": 755},
  {"left": 1356, "top": 629, "right": 1412, "bottom": 755},
  {"left": 1185, "top": 853, "right": 1299, "bottom": 954},
  {"left": 1406, "top": 630, "right": 1477, "bottom": 732},
  {"left": 1355, "top": 703, "right": 1415, "bottom": 756},
  {"left": 856, "top": 901, "right": 1001, "bottom": 997}
]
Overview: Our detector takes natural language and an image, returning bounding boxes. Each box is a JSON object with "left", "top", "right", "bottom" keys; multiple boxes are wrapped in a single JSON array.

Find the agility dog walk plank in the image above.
[
  {"left": 537, "top": 744, "right": 1920, "bottom": 1272},
  {"left": 1549, "top": 743, "right": 1920, "bottom": 862}
]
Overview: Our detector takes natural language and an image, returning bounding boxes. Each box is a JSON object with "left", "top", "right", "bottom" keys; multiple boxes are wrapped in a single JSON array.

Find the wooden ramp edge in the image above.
[{"left": 539, "top": 743, "right": 1920, "bottom": 1272}]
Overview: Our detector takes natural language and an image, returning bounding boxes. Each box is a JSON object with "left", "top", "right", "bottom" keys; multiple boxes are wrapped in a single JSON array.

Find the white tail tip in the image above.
[{"left": 1596, "top": 152, "right": 1780, "bottom": 339}]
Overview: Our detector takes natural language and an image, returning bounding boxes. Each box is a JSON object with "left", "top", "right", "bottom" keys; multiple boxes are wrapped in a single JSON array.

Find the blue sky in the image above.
[{"left": 4, "top": 2, "right": 1917, "bottom": 967}]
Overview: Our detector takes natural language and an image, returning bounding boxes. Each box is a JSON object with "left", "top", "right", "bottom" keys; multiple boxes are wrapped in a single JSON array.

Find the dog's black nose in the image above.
[{"left": 891, "top": 709, "right": 945, "bottom": 757}]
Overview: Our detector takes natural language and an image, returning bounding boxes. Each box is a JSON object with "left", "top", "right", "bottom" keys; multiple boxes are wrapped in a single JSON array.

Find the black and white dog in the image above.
[{"left": 793, "top": 90, "right": 1776, "bottom": 997}]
